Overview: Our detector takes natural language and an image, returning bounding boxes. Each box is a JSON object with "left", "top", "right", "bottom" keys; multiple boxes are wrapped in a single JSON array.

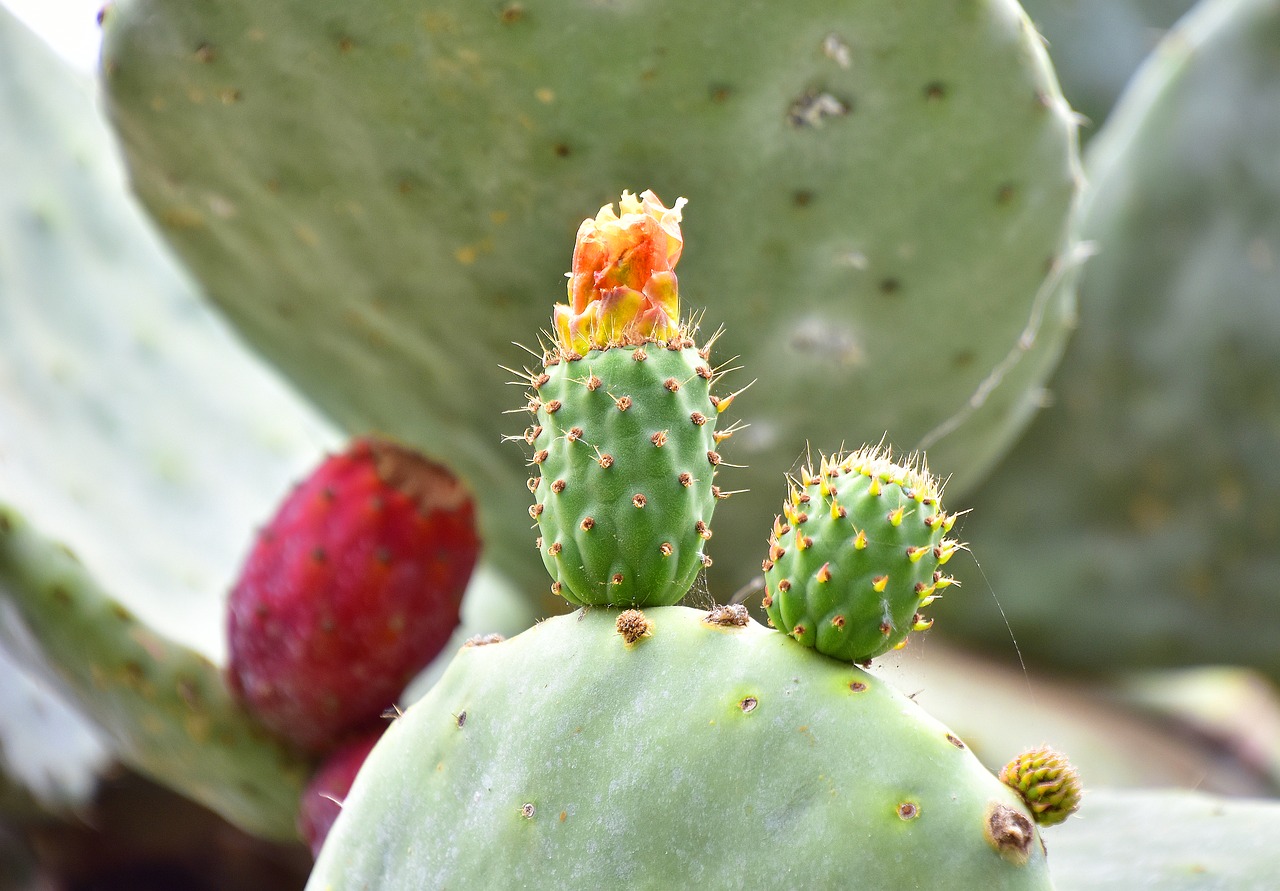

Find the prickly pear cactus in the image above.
[
  {"left": 762, "top": 447, "right": 959, "bottom": 662},
  {"left": 522, "top": 191, "right": 735, "bottom": 608},
  {"left": 940, "top": 0, "right": 1280, "bottom": 679},
  {"left": 0, "top": 508, "right": 311, "bottom": 840},
  {"left": 99, "top": 0, "right": 1082, "bottom": 598},
  {"left": 307, "top": 607, "right": 1052, "bottom": 889}
]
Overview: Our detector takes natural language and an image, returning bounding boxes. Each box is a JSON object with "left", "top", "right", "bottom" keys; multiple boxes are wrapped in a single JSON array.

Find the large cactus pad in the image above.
[
  {"left": 308, "top": 607, "right": 1050, "bottom": 889},
  {"left": 100, "top": 0, "right": 1080, "bottom": 597}
]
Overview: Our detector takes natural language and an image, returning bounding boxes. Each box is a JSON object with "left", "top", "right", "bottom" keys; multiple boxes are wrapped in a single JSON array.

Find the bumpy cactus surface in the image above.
[
  {"left": 763, "top": 447, "right": 959, "bottom": 662},
  {"left": 524, "top": 191, "right": 733, "bottom": 608},
  {"left": 1000, "top": 746, "right": 1083, "bottom": 827},
  {"left": 99, "top": 0, "right": 1082, "bottom": 600},
  {"left": 307, "top": 607, "right": 1052, "bottom": 889}
]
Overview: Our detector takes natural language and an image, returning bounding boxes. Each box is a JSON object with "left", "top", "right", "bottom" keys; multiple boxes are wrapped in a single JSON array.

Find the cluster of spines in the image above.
[{"left": 761, "top": 446, "right": 962, "bottom": 662}]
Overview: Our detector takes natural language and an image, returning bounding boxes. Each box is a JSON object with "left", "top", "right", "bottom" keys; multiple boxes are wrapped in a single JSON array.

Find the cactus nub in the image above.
[
  {"left": 522, "top": 191, "right": 733, "bottom": 608},
  {"left": 762, "top": 446, "right": 959, "bottom": 662},
  {"left": 999, "top": 746, "right": 1083, "bottom": 827}
]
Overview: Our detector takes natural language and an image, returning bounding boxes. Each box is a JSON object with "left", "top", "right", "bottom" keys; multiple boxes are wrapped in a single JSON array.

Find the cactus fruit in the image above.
[
  {"left": 297, "top": 728, "right": 382, "bottom": 858},
  {"left": 307, "top": 606, "right": 1051, "bottom": 889},
  {"left": 999, "top": 746, "right": 1083, "bottom": 827},
  {"left": 762, "top": 447, "right": 959, "bottom": 663},
  {"left": 227, "top": 437, "right": 479, "bottom": 752},
  {"left": 521, "top": 191, "right": 736, "bottom": 608}
]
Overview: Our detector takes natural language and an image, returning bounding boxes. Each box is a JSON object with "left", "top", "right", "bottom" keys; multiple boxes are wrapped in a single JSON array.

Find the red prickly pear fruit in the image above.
[
  {"left": 227, "top": 437, "right": 479, "bottom": 752},
  {"left": 298, "top": 728, "right": 382, "bottom": 857}
]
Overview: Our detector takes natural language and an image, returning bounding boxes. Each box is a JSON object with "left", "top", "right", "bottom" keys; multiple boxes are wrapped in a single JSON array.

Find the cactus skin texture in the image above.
[
  {"left": 306, "top": 607, "right": 1050, "bottom": 890},
  {"left": 530, "top": 345, "right": 720, "bottom": 607},
  {"left": 763, "top": 447, "right": 959, "bottom": 662},
  {"left": 940, "top": 0, "right": 1280, "bottom": 679},
  {"left": 999, "top": 746, "right": 1083, "bottom": 827},
  {"left": 99, "top": 0, "right": 1081, "bottom": 600}
]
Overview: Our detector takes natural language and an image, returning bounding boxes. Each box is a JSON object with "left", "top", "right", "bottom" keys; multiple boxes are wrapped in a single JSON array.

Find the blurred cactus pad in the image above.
[
  {"left": 941, "top": 0, "right": 1280, "bottom": 678},
  {"left": 99, "top": 0, "right": 1081, "bottom": 596}
]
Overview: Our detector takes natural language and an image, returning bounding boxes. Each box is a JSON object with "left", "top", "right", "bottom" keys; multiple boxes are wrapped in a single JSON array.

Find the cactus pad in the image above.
[
  {"left": 307, "top": 606, "right": 1050, "bottom": 889},
  {"left": 941, "top": 0, "right": 1280, "bottom": 678},
  {"left": 763, "top": 447, "right": 959, "bottom": 662},
  {"left": 0, "top": 507, "right": 310, "bottom": 841},
  {"left": 100, "top": 0, "right": 1081, "bottom": 599}
]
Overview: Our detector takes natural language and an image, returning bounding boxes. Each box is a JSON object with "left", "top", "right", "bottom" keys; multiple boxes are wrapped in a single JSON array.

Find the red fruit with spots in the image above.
[
  {"left": 227, "top": 437, "right": 478, "bottom": 752},
  {"left": 298, "top": 728, "right": 382, "bottom": 858}
]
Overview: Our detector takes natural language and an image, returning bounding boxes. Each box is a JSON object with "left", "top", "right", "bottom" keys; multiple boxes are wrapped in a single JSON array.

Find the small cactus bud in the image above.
[{"left": 998, "top": 746, "right": 1082, "bottom": 827}]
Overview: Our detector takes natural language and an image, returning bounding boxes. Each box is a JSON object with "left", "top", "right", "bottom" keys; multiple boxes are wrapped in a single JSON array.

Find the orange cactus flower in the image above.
[{"left": 553, "top": 190, "right": 686, "bottom": 353}]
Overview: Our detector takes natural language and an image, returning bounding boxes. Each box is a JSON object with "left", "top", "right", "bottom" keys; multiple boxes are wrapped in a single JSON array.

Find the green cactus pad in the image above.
[
  {"left": 763, "top": 447, "right": 959, "bottom": 662},
  {"left": 100, "top": 0, "right": 1081, "bottom": 600},
  {"left": 0, "top": 6, "right": 333, "bottom": 837},
  {"left": 940, "top": 0, "right": 1280, "bottom": 679},
  {"left": 0, "top": 507, "right": 310, "bottom": 841},
  {"left": 308, "top": 606, "right": 1050, "bottom": 889},
  {"left": 528, "top": 343, "right": 723, "bottom": 607},
  {"left": 1050, "top": 789, "right": 1280, "bottom": 890}
]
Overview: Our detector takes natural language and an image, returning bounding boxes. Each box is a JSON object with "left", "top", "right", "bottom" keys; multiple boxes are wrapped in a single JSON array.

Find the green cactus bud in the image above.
[
  {"left": 762, "top": 446, "right": 959, "bottom": 662},
  {"left": 999, "top": 746, "right": 1083, "bottom": 827},
  {"left": 522, "top": 192, "right": 737, "bottom": 608}
]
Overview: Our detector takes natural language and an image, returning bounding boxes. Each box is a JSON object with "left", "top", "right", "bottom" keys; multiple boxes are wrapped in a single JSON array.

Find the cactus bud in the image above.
[{"left": 998, "top": 746, "right": 1083, "bottom": 827}]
